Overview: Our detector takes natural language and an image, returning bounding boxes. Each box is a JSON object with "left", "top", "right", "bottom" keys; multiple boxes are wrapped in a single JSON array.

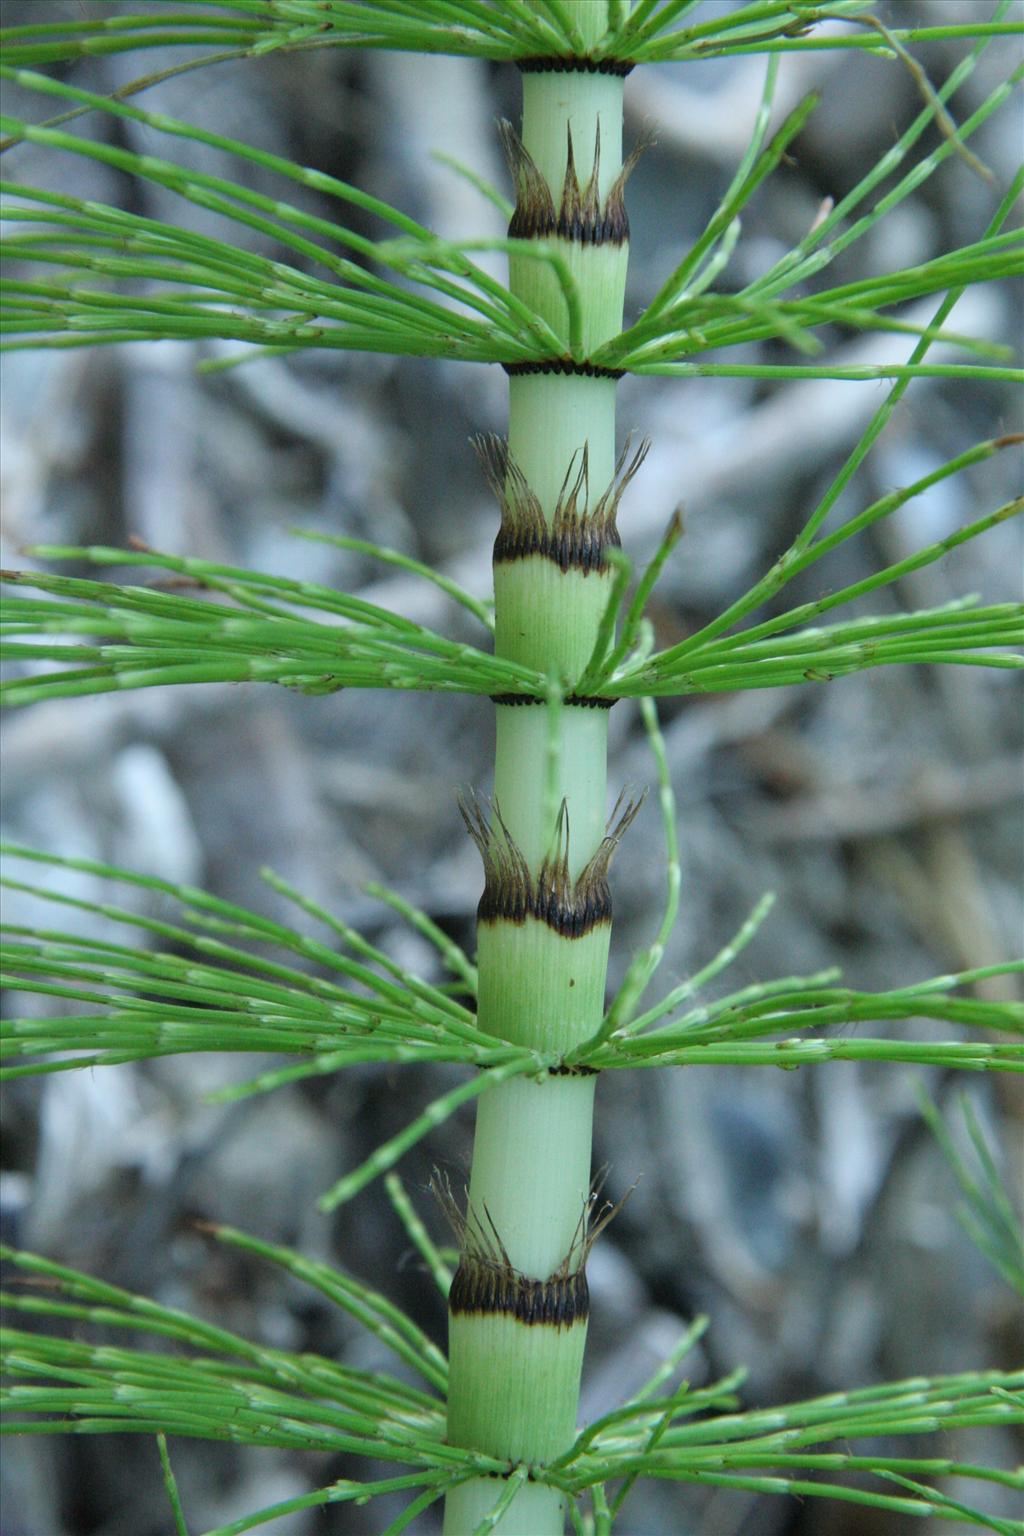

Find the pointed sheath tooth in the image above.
[
  {"left": 501, "top": 119, "right": 633, "bottom": 248},
  {"left": 502, "top": 108, "right": 637, "bottom": 355},
  {"left": 476, "top": 437, "right": 649, "bottom": 682},
  {"left": 461, "top": 791, "right": 644, "bottom": 1057},
  {"left": 478, "top": 434, "right": 623, "bottom": 573},
  {"left": 460, "top": 791, "right": 640, "bottom": 942},
  {"left": 499, "top": 118, "right": 557, "bottom": 241},
  {"left": 440, "top": 1136, "right": 591, "bottom": 1467}
]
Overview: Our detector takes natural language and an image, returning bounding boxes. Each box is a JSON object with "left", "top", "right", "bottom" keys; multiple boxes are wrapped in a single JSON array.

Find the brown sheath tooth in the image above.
[
  {"left": 489, "top": 693, "right": 616, "bottom": 709},
  {"left": 434, "top": 1171, "right": 630, "bottom": 1326},
  {"left": 561, "top": 788, "right": 646, "bottom": 935},
  {"left": 517, "top": 56, "right": 635, "bottom": 78},
  {"left": 499, "top": 120, "right": 642, "bottom": 247},
  {"left": 601, "top": 128, "right": 652, "bottom": 245},
  {"left": 499, "top": 118, "right": 557, "bottom": 241},
  {"left": 501, "top": 359, "right": 625, "bottom": 378},
  {"left": 459, "top": 790, "right": 645, "bottom": 938},
  {"left": 474, "top": 434, "right": 650, "bottom": 575},
  {"left": 560, "top": 121, "right": 604, "bottom": 244},
  {"left": 449, "top": 1255, "right": 589, "bottom": 1327},
  {"left": 434, "top": 1175, "right": 589, "bottom": 1327}
]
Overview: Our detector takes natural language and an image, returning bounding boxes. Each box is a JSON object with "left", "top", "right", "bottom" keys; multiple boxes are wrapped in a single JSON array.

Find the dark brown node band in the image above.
[
  {"left": 517, "top": 56, "right": 635, "bottom": 77},
  {"left": 476, "top": 434, "right": 648, "bottom": 576},
  {"left": 493, "top": 517, "right": 619, "bottom": 572},
  {"left": 489, "top": 694, "right": 615, "bottom": 709},
  {"left": 503, "top": 359, "right": 625, "bottom": 378},
  {"left": 507, "top": 198, "right": 629, "bottom": 248},
  {"left": 462, "top": 795, "right": 611, "bottom": 937},
  {"left": 477, "top": 865, "right": 613, "bottom": 937},
  {"left": 508, "top": 179, "right": 629, "bottom": 246},
  {"left": 501, "top": 118, "right": 644, "bottom": 249},
  {"left": 460, "top": 792, "right": 644, "bottom": 940},
  {"left": 449, "top": 1255, "right": 590, "bottom": 1327},
  {"left": 477, "top": 1060, "right": 598, "bottom": 1076}
]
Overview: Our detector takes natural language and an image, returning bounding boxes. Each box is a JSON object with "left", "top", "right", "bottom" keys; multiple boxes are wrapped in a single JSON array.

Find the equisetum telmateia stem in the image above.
[{"left": 443, "top": 10, "right": 642, "bottom": 1532}]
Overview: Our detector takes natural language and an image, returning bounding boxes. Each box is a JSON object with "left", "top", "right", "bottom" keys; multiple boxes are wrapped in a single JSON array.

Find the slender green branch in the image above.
[
  {"left": 2, "top": 1, "right": 1016, "bottom": 70},
  {"left": 919, "top": 1090, "right": 1024, "bottom": 1295},
  {"left": 5, "top": 1237, "right": 1020, "bottom": 1529},
  {"left": 157, "top": 1435, "right": 190, "bottom": 1536}
]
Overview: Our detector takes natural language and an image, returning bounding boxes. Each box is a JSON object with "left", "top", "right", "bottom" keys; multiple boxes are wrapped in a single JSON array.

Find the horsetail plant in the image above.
[{"left": 1, "top": 2, "right": 1022, "bottom": 1533}]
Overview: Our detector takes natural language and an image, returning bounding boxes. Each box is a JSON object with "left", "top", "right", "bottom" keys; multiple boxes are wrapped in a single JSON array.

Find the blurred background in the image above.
[{"left": 1, "top": 2, "right": 1022, "bottom": 1532}]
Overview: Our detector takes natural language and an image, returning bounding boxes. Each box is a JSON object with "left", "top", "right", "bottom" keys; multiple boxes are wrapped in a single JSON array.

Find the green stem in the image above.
[{"left": 444, "top": 16, "right": 630, "bottom": 1531}]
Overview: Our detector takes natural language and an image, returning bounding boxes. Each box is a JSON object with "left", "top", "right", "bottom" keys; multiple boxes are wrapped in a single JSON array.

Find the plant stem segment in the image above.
[{"left": 445, "top": 24, "right": 632, "bottom": 1534}]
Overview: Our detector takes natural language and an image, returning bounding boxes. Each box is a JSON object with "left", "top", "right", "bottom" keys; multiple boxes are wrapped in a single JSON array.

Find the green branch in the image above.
[
  {"left": 4, "top": 845, "right": 1020, "bottom": 1119},
  {"left": 2, "top": 1, "right": 1017, "bottom": 71},
  {"left": 3, "top": 1240, "right": 1021, "bottom": 1533},
  {"left": 4, "top": 48, "right": 1020, "bottom": 380},
  {"left": 4, "top": 493, "right": 1020, "bottom": 708},
  {"left": 0, "top": 546, "right": 539, "bottom": 705}
]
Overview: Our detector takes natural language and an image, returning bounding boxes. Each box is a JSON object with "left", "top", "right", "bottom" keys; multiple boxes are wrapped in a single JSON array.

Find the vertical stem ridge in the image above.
[{"left": 445, "top": 18, "right": 631, "bottom": 1531}]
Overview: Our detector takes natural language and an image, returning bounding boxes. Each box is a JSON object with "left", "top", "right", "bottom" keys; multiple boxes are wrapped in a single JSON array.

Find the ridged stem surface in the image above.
[{"left": 444, "top": 26, "right": 630, "bottom": 1533}]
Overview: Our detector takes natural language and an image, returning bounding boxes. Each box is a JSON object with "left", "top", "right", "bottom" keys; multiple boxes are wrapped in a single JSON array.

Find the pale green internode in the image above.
[
  {"left": 495, "top": 560, "right": 611, "bottom": 680},
  {"left": 483, "top": 430, "right": 624, "bottom": 683},
  {"left": 493, "top": 703, "right": 609, "bottom": 875},
  {"left": 506, "top": 66, "right": 630, "bottom": 360},
  {"left": 501, "top": 102, "right": 632, "bottom": 357},
  {"left": 520, "top": 72, "right": 624, "bottom": 204},
  {"left": 442, "top": 1476, "right": 568, "bottom": 1536},
  {"left": 447, "top": 1310, "right": 588, "bottom": 1463},
  {"left": 487, "top": 432, "right": 649, "bottom": 682},
  {"left": 507, "top": 202, "right": 629, "bottom": 361},
  {"left": 464, "top": 1072, "right": 598, "bottom": 1279},
  {"left": 507, "top": 219, "right": 630, "bottom": 357},
  {"left": 476, "top": 920, "right": 609, "bottom": 1056},
  {"left": 507, "top": 373, "right": 619, "bottom": 512}
]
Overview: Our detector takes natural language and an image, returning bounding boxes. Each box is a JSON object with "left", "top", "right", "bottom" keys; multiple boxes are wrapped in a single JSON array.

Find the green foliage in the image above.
[
  {"left": 3, "top": 1235, "right": 1022, "bottom": 1535},
  {"left": 1, "top": 544, "right": 527, "bottom": 704},
  {"left": 588, "top": 443, "right": 1023, "bottom": 700},
  {"left": 920, "top": 1090, "right": 1024, "bottom": 1296},
  {"left": 3, "top": 842, "right": 1021, "bottom": 1218},
  {"left": 3, "top": 23, "right": 1021, "bottom": 710},
  {"left": 1, "top": 0, "right": 1020, "bottom": 70},
  {"left": 1, "top": 2, "right": 1022, "bottom": 1530},
  {"left": 1, "top": 66, "right": 564, "bottom": 367},
  {"left": 3, "top": 28, "right": 1022, "bottom": 375}
]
